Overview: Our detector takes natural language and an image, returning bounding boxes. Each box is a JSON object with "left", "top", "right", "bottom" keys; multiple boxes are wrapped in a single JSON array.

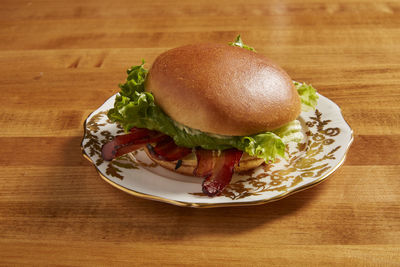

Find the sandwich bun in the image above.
[
  {"left": 145, "top": 43, "right": 301, "bottom": 136},
  {"left": 143, "top": 147, "right": 264, "bottom": 176}
]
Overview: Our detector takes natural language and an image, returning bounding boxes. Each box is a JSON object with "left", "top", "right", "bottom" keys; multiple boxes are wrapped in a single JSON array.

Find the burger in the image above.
[{"left": 102, "top": 36, "right": 318, "bottom": 197}]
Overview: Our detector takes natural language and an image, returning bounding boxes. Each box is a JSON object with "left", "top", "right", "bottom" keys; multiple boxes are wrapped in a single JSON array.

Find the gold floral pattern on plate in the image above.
[
  {"left": 81, "top": 93, "right": 353, "bottom": 208},
  {"left": 83, "top": 110, "right": 140, "bottom": 179}
]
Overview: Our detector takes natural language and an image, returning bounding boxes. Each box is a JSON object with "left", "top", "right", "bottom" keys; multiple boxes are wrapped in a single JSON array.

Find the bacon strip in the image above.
[
  {"left": 194, "top": 149, "right": 217, "bottom": 177},
  {"left": 147, "top": 136, "right": 192, "bottom": 161},
  {"left": 102, "top": 127, "right": 243, "bottom": 197},
  {"left": 194, "top": 148, "right": 243, "bottom": 197},
  {"left": 101, "top": 127, "right": 166, "bottom": 161}
]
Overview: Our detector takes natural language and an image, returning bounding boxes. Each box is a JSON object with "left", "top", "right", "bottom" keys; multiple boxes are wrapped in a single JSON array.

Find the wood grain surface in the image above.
[{"left": 1, "top": 0, "right": 399, "bottom": 265}]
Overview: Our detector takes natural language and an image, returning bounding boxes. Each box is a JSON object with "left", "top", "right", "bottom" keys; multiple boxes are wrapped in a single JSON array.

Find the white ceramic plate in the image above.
[{"left": 81, "top": 93, "right": 353, "bottom": 208}]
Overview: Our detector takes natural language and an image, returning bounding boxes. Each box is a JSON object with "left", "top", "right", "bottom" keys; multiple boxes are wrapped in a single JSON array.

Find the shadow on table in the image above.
[{"left": 112, "top": 181, "right": 325, "bottom": 241}]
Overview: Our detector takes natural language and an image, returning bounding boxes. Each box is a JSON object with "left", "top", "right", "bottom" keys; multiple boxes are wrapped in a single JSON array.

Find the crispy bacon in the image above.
[
  {"left": 102, "top": 127, "right": 243, "bottom": 197},
  {"left": 195, "top": 149, "right": 243, "bottom": 197},
  {"left": 101, "top": 127, "right": 166, "bottom": 161},
  {"left": 147, "top": 136, "right": 192, "bottom": 161},
  {"left": 194, "top": 149, "right": 217, "bottom": 177}
]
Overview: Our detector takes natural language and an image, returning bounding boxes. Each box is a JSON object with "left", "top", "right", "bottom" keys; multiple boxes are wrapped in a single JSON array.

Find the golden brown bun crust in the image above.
[
  {"left": 145, "top": 43, "right": 301, "bottom": 136},
  {"left": 143, "top": 147, "right": 264, "bottom": 176}
]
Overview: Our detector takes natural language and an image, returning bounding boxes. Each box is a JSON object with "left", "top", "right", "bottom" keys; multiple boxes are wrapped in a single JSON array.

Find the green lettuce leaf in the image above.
[
  {"left": 272, "top": 120, "right": 303, "bottom": 144},
  {"left": 228, "top": 35, "right": 256, "bottom": 51},
  {"left": 242, "top": 133, "right": 285, "bottom": 162},
  {"left": 294, "top": 81, "right": 319, "bottom": 111}
]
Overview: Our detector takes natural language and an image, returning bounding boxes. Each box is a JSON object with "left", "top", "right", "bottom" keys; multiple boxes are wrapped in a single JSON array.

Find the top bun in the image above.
[{"left": 145, "top": 43, "right": 301, "bottom": 136}]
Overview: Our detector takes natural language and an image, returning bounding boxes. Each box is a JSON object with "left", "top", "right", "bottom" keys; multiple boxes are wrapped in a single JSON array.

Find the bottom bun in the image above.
[{"left": 143, "top": 147, "right": 264, "bottom": 176}]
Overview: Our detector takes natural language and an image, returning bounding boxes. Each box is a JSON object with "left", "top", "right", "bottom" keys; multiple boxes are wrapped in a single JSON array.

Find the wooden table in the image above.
[{"left": 1, "top": 0, "right": 399, "bottom": 265}]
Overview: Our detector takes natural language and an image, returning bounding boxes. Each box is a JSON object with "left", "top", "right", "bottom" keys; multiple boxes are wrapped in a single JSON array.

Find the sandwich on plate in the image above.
[{"left": 102, "top": 36, "right": 318, "bottom": 197}]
